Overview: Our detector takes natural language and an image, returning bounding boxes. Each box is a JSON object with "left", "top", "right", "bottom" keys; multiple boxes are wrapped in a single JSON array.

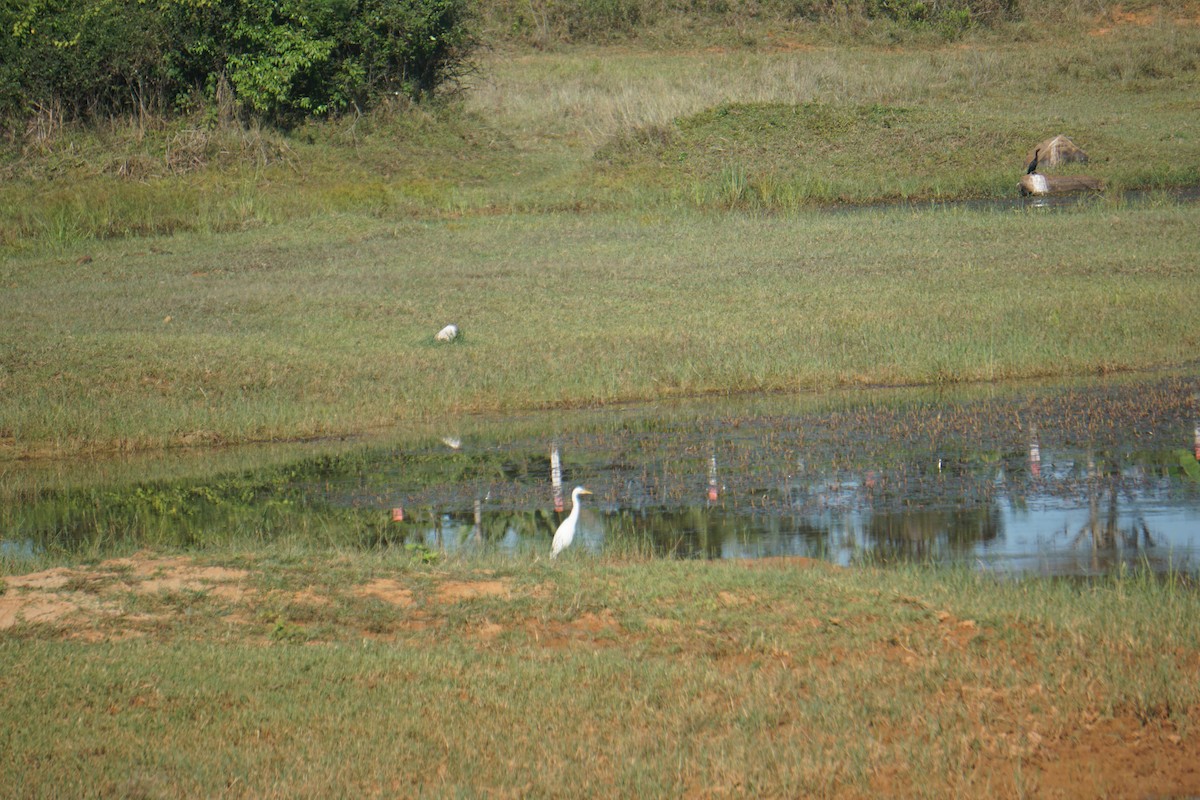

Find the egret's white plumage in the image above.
[{"left": 550, "top": 486, "right": 592, "bottom": 559}]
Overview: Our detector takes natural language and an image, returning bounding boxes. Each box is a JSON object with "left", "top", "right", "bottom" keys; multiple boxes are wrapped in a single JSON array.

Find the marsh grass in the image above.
[
  {"left": 3, "top": 23, "right": 1200, "bottom": 249},
  {"left": 0, "top": 102, "right": 519, "bottom": 247},
  {"left": 2, "top": 550, "right": 1198, "bottom": 796},
  {"left": 2, "top": 19, "right": 1199, "bottom": 456},
  {"left": 3, "top": 202, "right": 1198, "bottom": 456},
  {"left": 472, "top": 25, "right": 1200, "bottom": 199}
]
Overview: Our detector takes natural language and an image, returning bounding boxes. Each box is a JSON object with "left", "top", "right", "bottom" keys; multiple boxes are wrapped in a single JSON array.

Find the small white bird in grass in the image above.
[{"left": 550, "top": 486, "right": 593, "bottom": 559}]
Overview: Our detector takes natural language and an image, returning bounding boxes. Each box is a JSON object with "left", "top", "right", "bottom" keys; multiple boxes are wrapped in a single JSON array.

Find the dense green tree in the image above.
[{"left": 0, "top": 0, "right": 474, "bottom": 125}]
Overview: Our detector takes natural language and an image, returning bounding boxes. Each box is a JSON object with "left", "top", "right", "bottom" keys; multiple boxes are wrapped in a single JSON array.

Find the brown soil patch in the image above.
[
  {"left": 100, "top": 555, "right": 250, "bottom": 592},
  {"left": 717, "top": 590, "right": 761, "bottom": 608},
  {"left": 936, "top": 609, "right": 980, "bottom": 649},
  {"left": 1, "top": 555, "right": 251, "bottom": 631},
  {"left": 1033, "top": 715, "right": 1200, "bottom": 798},
  {"left": 0, "top": 592, "right": 87, "bottom": 628},
  {"left": 291, "top": 587, "right": 332, "bottom": 607},
  {"left": 476, "top": 621, "right": 505, "bottom": 640},
  {"left": 353, "top": 578, "right": 415, "bottom": 607},
  {"left": 526, "top": 608, "right": 622, "bottom": 648},
  {"left": 740, "top": 556, "right": 831, "bottom": 571},
  {"left": 136, "top": 577, "right": 249, "bottom": 600},
  {"left": 567, "top": 609, "right": 618, "bottom": 633},
  {"left": 434, "top": 579, "right": 511, "bottom": 603},
  {"left": 6, "top": 568, "right": 75, "bottom": 591}
]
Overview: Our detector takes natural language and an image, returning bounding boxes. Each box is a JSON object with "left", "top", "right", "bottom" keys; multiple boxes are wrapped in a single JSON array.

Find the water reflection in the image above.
[
  {"left": 551, "top": 442, "right": 564, "bottom": 512},
  {"left": 1029, "top": 422, "right": 1041, "bottom": 479},
  {"left": 707, "top": 448, "right": 720, "bottom": 504},
  {"left": 371, "top": 378, "right": 1200, "bottom": 575},
  {"left": 4, "top": 375, "right": 1200, "bottom": 576},
  {"left": 855, "top": 184, "right": 1200, "bottom": 216}
]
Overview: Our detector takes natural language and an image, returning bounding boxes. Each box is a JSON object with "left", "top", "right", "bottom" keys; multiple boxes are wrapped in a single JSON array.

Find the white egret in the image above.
[{"left": 550, "top": 486, "right": 593, "bottom": 559}]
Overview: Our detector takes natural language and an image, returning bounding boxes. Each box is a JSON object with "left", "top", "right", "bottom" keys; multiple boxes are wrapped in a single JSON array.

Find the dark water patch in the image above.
[
  {"left": 3, "top": 373, "right": 1199, "bottom": 576},
  {"left": 832, "top": 184, "right": 1200, "bottom": 215}
]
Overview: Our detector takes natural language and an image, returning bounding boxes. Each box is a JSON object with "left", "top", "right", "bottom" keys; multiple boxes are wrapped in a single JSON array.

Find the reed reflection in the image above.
[
  {"left": 865, "top": 507, "right": 1002, "bottom": 563},
  {"left": 1029, "top": 422, "right": 1041, "bottom": 479},
  {"left": 551, "top": 442, "right": 563, "bottom": 513},
  {"left": 309, "top": 413, "right": 1200, "bottom": 567},
  {"left": 9, "top": 378, "right": 1197, "bottom": 575},
  {"left": 1061, "top": 455, "right": 1157, "bottom": 573},
  {"left": 707, "top": 447, "right": 720, "bottom": 505}
]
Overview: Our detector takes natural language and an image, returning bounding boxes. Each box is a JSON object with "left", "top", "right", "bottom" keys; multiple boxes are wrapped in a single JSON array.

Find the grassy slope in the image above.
[{"left": 579, "top": 35, "right": 1200, "bottom": 205}]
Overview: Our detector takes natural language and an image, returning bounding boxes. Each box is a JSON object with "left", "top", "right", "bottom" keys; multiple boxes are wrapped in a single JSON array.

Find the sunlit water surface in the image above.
[{"left": 4, "top": 374, "right": 1199, "bottom": 577}]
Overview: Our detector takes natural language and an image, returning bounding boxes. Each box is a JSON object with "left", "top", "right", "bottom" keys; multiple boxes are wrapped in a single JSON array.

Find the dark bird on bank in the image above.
[{"left": 1026, "top": 148, "right": 1041, "bottom": 175}]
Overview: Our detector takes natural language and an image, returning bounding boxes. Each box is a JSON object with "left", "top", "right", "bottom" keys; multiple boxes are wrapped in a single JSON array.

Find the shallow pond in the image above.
[
  {"left": 859, "top": 184, "right": 1200, "bottom": 214},
  {"left": 3, "top": 373, "right": 1199, "bottom": 576}
]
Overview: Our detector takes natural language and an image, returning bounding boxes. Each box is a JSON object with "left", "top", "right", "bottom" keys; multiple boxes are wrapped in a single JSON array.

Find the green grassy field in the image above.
[
  {"left": 3, "top": 202, "right": 1198, "bottom": 457},
  {"left": 3, "top": 13, "right": 1200, "bottom": 458},
  {"left": 4, "top": 9, "right": 1200, "bottom": 797},
  {"left": 3, "top": 550, "right": 1199, "bottom": 797}
]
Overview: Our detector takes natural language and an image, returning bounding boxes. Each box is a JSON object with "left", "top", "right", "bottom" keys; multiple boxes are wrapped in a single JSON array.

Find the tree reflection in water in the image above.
[
  {"left": 372, "top": 381, "right": 1200, "bottom": 575},
  {"left": 6, "top": 377, "right": 1199, "bottom": 575}
]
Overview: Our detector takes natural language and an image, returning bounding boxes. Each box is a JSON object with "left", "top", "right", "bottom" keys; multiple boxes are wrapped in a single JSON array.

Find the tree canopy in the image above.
[{"left": 0, "top": 0, "right": 474, "bottom": 125}]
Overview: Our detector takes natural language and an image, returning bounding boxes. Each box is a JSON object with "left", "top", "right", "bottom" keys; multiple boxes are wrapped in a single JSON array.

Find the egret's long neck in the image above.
[{"left": 566, "top": 497, "right": 582, "bottom": 524}]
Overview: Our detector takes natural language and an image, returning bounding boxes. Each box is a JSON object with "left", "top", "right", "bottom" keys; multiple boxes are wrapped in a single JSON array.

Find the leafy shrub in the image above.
[
  {"left": 0, "top": 0, "right": 175, "bottom": 120},
  {"left": 0, "top": 0, "right": 475, "bottom": 128}
]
